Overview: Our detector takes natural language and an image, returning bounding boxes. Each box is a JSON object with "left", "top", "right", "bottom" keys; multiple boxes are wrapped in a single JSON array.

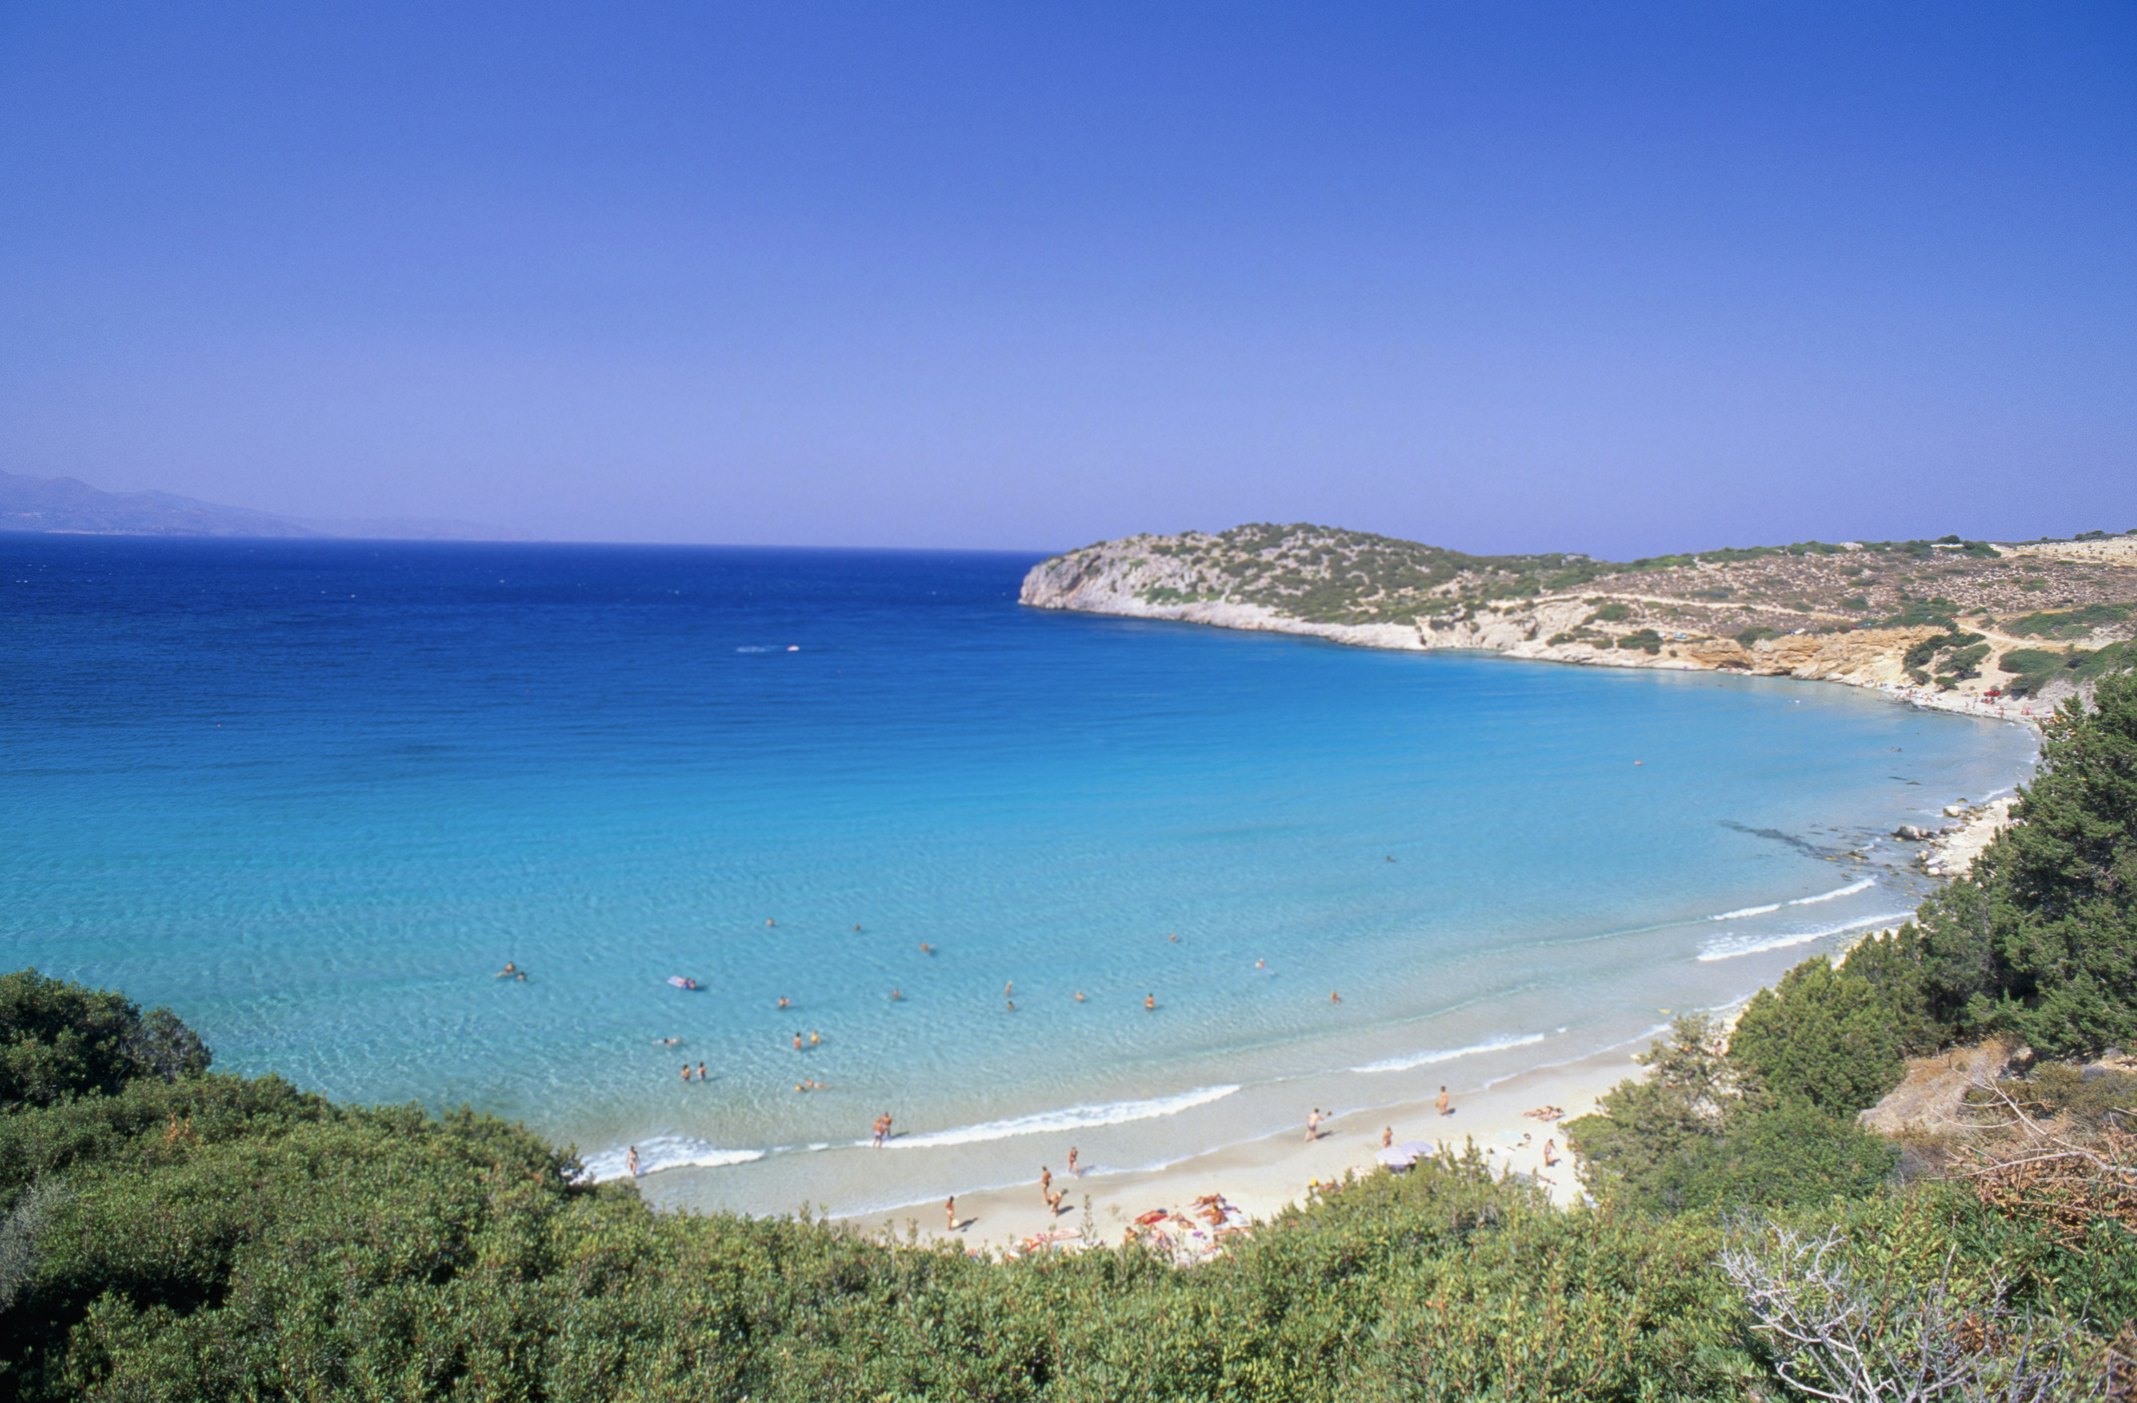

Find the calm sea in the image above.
[{"left": 1, "top": 536, "right": 2035, "bottom": 1213}]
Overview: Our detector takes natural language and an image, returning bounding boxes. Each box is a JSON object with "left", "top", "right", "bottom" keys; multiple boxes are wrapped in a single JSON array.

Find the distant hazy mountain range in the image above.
[{"left": 0, "top": 469, "right": 519, "bottom": 541}]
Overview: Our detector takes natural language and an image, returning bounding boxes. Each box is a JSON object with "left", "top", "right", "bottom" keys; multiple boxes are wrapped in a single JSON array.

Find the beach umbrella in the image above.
[
  {"left": 1375, "top": 1147, "right": 1416, "bottom": 1170},
  {"left": 1395, "top": 1141, "right": 1436, "bottom": 1159}
]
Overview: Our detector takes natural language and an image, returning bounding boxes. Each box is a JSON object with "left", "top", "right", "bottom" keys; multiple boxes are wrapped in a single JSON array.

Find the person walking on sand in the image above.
[
  {"left": 626, "top": 1145, "right": 640, "bottom": 1178},
  {"left": 1306, "top": 1108, "right": 1322, "bottom": 1142},
  {"left": 1040, "top": 1165, "right": 1052, "bottom": 1201},
  {"left": 1381, "top": 1126, "right": 1393, "bottom": 1148},
  {"left": 872, "top": 1113, "right": 888, "bottom": 1148},
  {"left": 1436, "top": 1085, "right": 1452, "bottom": 1117},
  {"left": 945, "top": 1195, "right": 957, "bottom": 1231},
  {"left": 1542, "top": 1139, "right": 1559, "bottom": 1168},
  {"left": 1067, "top": 1146, "right": 1080, "bottom": 1176}
]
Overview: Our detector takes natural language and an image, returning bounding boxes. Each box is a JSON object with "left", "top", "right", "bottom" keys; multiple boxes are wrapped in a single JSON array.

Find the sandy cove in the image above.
[
  {"left": 832, "top": 792, "right": 2028, "bottom": 1258},
  {"left": 847, "top": 1046, "right": 1638, "bottom": 1256}
]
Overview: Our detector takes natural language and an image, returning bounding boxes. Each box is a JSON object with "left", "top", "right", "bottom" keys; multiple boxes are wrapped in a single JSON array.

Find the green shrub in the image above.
[
  {"left": 1616, "top": 629, "right": 1663, "bottom": 654},
  {"left": 0, "top": 971, "right": 210, "bottom": 1112},
  {"left": 1729, "top": 961, "right": 1907, "bottom": 1115}
]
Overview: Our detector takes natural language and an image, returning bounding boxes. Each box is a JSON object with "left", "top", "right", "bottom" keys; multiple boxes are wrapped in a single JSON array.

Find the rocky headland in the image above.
[{"left": 1021, "top": 524, "right": 2137, "bottom": 719}]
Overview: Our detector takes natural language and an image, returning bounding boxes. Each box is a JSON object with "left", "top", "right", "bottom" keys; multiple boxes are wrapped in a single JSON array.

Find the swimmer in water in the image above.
[
  {"left": 1255, "top": 959, "right": 1266, "bottom": 971},
  {"left": 496, "top": 961, "right": 519, "bottom": 979},
  {"left": 792, "top": 1032, "right": 803, "bottom": 1052},
  {"left": 1006, "top": 999, "right": 1017, "bottom": 1012},
  {"left": 1168, "top": 932, "right": 1179, "bottom": 943},
  {"left": 920, "top": 942, "right": 933, "bottom": 955},
  {"left": 777, "top": 996, "right": 791, "bottom": 1010},
  {"left": 679, "top": 1063, "right": 690, "bottom": 1083},
  {"left": 766, "top": 918, "right": 777, "bottom": 927},
  {"left": 809, "top": 1030, "right": 821, "bottom": 1047},
  {"left": 1074, "top": 991, "right": 1086, "bottom": 1003},
  {"left": 1144, "top": 993, "right": 1156, "bottom": 1011},
  {"left": 890, "top": 988, "right": 903, "bottom": 1001},
  {"left": 1004, "top": 980, "right": 1014, "bottom": 998},
  {"left": 696, "top": 1061, "right": 707, "bottom": 1081},
  {"left": 1330, "top": 990, "right": 1342, "bottom": 1004},
  {"left": 627, "top": 1145, "right": 640, "bottom": 1177},
  {"left": 853, "top": 923, "right": 862, "bottom": 932}
]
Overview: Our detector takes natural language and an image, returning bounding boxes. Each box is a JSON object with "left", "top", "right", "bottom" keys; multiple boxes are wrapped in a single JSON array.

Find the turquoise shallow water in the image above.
[{"left": 1, "top": 536, "right": 2034, "bottom": 1212}]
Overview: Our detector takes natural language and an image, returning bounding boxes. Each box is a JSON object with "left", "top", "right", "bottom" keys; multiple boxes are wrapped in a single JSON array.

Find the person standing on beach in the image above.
[
  {"left": 1381, "top": 1126, "right": 1392, "bottom": 1148},
  {"left": 1306, "top": 1108, "right": 1322, "bottom": 1142},
  {"left": 626, "top": 1146, "right": 640, "bottom": 1177},
  {"left": 945, "top": 1195, "right": 957, "bottom": 1231},
  {"left": 1067, "top": 1146, "right": 1080, "bottom": 1176},
  {"left": 1436, "top": 1086, "right": 1452, "bottom": 1117},
  {"left": 1542, "top": 1139, "right": 1559, "bottom": 1168},
  {"left": 1040, "top": 1165, "right": 1052, "bottom": 1201}
]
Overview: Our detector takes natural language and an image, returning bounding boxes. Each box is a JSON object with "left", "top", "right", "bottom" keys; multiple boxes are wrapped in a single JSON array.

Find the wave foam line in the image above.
[
  {"left": 892, "top": 1085, "right": 1241, "bottom": 1150},
  {"left": 1709, "top": 902, "right": 1782, "bottom": 921},
  {"left": 1697, "top": 911, "right": 1914, "bottom": 963},
  {"left": 579, "top": 1135, "right": 766, "bottom": 1183},
  {"left": 1790, "top": 878, "right": 1875, "bottom": 906},
  {"left": 1352, "top": 1029, "right": 1553, "bottom": 1075}
]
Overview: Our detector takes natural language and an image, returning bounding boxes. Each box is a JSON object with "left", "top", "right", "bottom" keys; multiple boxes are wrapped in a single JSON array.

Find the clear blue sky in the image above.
[{"left": 3, "top": 3, "right": 2132, "bottom": 553}]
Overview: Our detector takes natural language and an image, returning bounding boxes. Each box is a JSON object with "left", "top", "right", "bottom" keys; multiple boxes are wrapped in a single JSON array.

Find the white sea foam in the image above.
[
  {"left": 1697, "top": 911, "right": 1914, "bottom": 963},
  {"left": 890, "top": 1085, "right": 1240, "bottom": 1150},
  {"left": 578, "top": 1135, "right": 766, "bottom": 1182},
  {"left": 1352, "top": 1029, "right": 1553, "bottom": 1074},
  {"left": 1709, "top": 902, "right": 1782, "bottom": 921},
  {"left": 1710, "top": 878, "right": 1875, "bottom": 922},
  {"left": 1789, "top": 878, "right": 1875, "bottom": 906}
]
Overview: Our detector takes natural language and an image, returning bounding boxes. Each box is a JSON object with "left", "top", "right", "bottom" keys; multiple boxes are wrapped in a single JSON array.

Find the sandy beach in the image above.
[
  {"left": 838, "top": 781, "right": 2029, "bottom": 1258},
  {"left": 848, "top": 1043, "right": 1639, "bottom": 1255}
]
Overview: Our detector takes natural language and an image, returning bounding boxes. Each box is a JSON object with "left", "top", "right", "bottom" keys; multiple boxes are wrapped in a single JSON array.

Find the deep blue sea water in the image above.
[{"left": 1, "top": 536, "right": 2035, "bottom": 1213}]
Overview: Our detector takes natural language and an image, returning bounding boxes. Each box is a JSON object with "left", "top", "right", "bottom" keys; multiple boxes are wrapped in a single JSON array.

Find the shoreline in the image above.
[
  {"left": 614, "top": 622, "right": 2038, "bottom": 1248},
  {"left": 815, "top": 690, "right": 2031, "bottom": 1255},
  {"left": 866, "top": 1041, "right": 1638, "bottom": 1255}
]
